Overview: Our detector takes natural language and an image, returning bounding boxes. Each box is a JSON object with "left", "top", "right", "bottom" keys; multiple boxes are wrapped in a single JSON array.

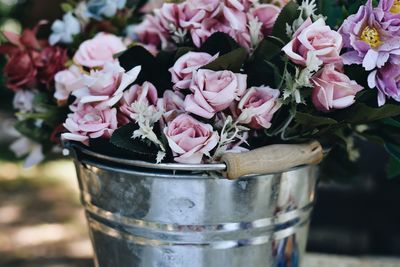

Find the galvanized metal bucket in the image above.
[{"left": 68, "top": 143, "right": 318, "bottom": 267}]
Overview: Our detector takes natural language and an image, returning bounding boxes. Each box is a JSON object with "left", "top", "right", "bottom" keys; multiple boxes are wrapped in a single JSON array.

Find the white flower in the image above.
[
  {"left": 10, "top": 137, "right": 45, "bottom": 168},
  {"left": 299, "top": 0, "right": 317, "bottom": 19},
  {"left": 13, "top": 90, "right": 36, "bottom": 113},
  {"left": 49, "top": 12, "right": 81, "bottom": 45},
  {"left": 75, "top": 1, "right": 90, "bottom": 24},
  {"left": 248, "top": 15, "right": 263, "bottom": 48},
  {"left": 87, "top": 0, "right": 127, "bottom": 19}
]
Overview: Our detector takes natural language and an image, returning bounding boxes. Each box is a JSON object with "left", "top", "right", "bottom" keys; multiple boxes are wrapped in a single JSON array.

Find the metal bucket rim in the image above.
[
  {"left": 66, "top": 142, "right": 227, "bottom": 172},
  {"left": 66, "top": 142, "right": 310, "bottom": 175}
]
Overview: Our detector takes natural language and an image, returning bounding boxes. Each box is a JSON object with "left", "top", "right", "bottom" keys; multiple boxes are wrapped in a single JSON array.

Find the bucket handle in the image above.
[{"left": 222, "top": 141, "right": 324, "bottom": 180}]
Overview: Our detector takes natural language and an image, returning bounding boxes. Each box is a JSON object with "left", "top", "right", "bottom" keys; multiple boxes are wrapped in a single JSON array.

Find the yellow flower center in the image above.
[
  {"left": 360, "top": 26, "right": 382, "bottom": 48},
  {"left": 391, "top": 0, "right": 400, "bottom": 13}
]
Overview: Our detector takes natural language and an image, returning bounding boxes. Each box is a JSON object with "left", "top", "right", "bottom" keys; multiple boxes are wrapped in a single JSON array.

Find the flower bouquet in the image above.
[
  {"left": 1, "top": 0, "right": 400, "bottom": 175},
  {"left": 3, "top": 0, "right": 400, "bottom": 266}
]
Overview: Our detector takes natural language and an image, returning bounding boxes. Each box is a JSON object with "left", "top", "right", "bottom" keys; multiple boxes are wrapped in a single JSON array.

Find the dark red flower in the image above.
[
  {"left": 2, "top": 50, "right": 38, "bottom": 91},
  {"left": 0, "top": 21, "right": 68, "bottom": 91},
  {"left": 37, "top": 46, "right": 68, "bottom": 87}
]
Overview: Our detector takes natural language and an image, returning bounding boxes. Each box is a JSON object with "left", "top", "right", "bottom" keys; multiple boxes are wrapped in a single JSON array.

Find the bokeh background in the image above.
[{"left": 1, "top": 1, "right": 400, "bottom": 267}]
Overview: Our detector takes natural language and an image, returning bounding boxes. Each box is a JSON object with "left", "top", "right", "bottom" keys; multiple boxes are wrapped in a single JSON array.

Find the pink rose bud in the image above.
[
  {"left": 311, "top": 64, "right": 364, "bottom": 112},
  {"left": 157, "top": 90, "right": 185, "bottom": 127},
  {"left": 73, "top": 32, "right": 127, "bottom": 68},
  {"left": 54, "top": 65, "right": 85, "bottom": 103},
  {"left": 251, "top": 4, "right": 281, "bottom": 36},
  {"left": 237, "top": 86, "right": 282, "bottom": 129},
  {"left": 282, "top": 18, "right": 343, "bottom": 66},
  {"left": 161, "top": 90, "right": 185, "bottom": 113},
  {"left": 169, "top": 51, "right": 218, "bottom": 90},
  {"left": 223, "top": 0, "right": 248, "bottom": 31},
  {"left": 119, "top": 81, "right": 159, "bottom": 121},
  {"left": 62, "top": 103, "right": 118, "bottom": 145},
  {"left": 185, "top": 69, "right": 247, "bottom": 119},
  {"left": 164, "top": 114, "right": 219, "bottom": 163}
]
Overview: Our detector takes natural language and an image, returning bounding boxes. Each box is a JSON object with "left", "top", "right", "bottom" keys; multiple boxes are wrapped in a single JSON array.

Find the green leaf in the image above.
[
  {"left": 118, "top": 45, "right": 155, "bottom": 73},
  {"left": 318, "top": 0, "right": 346, "bottom": 28},
  {"left": 110, "top": 123, "right": 158, "bottom": 159},
  {"left": 388, "top": 157, "right": 400, "bottom": 179},
  {"left": 272, "top": 1, "right": 301, "bottom": 43},
  {"left": 174, "top": 47, "right": 193, "bottom": 61},
  {"left": 251, "top": 37, "right": 284, "bottom": 62},
  {"left": 358, "top": 133, "right": 385, "bottom": 145},
  {"left": 202, "top": 48, "right": 247, "bottom": 72},
  {"left": 385, "top": 143, "right": 400, "bottom": 179},
  {"left": 61, "top": 3, "right": 74, "bottom": 12},
  {"left": 118, "top": 45, "right": 173, "bottom": 92},
  {"left": 199, "top": 32, "right": 240, "bottom": 55},
  {"left": 382, "top": 118, "right": 400, "bottom": 128},
  {"left": 385, "top": 143, "right": 400, "bottom": 162},
  {"left": 337, "top": 103, "right": 400, "bottom": 124},
  {"left": 295, "top": 112, "right": 338, "bottom": 127},
  {"left": 14, "top": 120, "right": 51, "bottom": 143}
]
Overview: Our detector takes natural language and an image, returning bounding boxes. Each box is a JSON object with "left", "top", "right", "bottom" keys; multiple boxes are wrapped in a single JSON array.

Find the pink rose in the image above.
[
  {"left": 237, "top": 86, "right": 282, "bottom": 129},
  {"left": 190, "top": 18, "right": 230, "bottom": 47},
  {"left": 73, "top": 32, "right": 127, "bottom": 68},
  {"left": 62, "top": 103, "right": 118, "bottom": 145},
  {"left": 282, "top": 18, "right": 343, "bottom": 66},
  {"left": 169, "top": 51, "right": 218, "bottom": 90},
  {"left": 164, "top": 114, "right": 219, "bottom": 163},
  {"left": 119, "top": 81, "right": 159, "bottom": 122},
  {"left": 222, "top": 0, "right": 248, "bottom": 31},
  {"left": 135, "top": 2, "right": 214, "bottom": 49},
  {"left": 157, "top": 90, "right": 185, "bottom": 127},
  {"left": 185, "top": 69, "right": 247, "bottom": 119},
  {"left": 140, "top": 0, "right": 164, "bottom": 13},
  {"left": 54, "top": 65, "right": 85, "bottom": 103},
  {"left": 72, "top": 62, "right": 141, "bottom": 107},
  {"left": 134, "top": 15, "right": 171, "bottom": 49},
  {"left": 251, "top": 4, "right": 281, "bottom": 36},
  {"left": 186, "top": 0, "right": 221, "bottom": 14},
  {"left": 311, "top": 64, "right": 363, "bottom": 112},
  {"left": 190, "top": 17, "right": 251, "bottom": 49}
]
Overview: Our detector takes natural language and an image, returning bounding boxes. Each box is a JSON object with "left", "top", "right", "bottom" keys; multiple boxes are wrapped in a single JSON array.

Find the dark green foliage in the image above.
[
  {"left": 110, "top": 123, "right": 159, "bottom": 161},
  {"left": 198, "top": 32, "right": 241, "bottom": 55},
  {"left": 272, "top": 1, "right": 301, "bottom": 43},
  {"left": 202, "top": 48, "right": 247, "bottom": 72}
]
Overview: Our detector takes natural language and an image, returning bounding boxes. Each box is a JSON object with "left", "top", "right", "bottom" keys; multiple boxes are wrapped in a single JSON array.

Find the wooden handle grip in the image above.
[{"left": 221, "top": 141, "right": 323, "bottom": 180}]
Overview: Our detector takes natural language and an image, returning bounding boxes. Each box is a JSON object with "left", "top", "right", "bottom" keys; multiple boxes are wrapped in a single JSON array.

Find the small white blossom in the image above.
[
  {"left": 129, "top": 101, "right": 166, "bottom": 156},
  {"left": 75, "top": 1, "right": 90, "bottom": 25},
  {"left": 156, "top": 151, "right": 166, "bottom": 164},
  {"left": 248, "top": 15, "right": 263, "bottom": 48},
  {"left": 306, "top": 51, "right": 323, "bottom": 72},
  {"left": 212, "top": 116, "right": 249, "bottom": 160},
  {"left": 299, "top": 0, "right": 317, "bottom": 19},
  {"left": 10, "top": 137, "right": 45, "bottom": 168},
  {"left": 13, "top": 90, "right": 36, "bottom": 113},
  {"left": 286, "top": 23, "right": 294, "bottom": 38},
  {"left": 49, "top": 12, "right": 81, "bottom": 45}
]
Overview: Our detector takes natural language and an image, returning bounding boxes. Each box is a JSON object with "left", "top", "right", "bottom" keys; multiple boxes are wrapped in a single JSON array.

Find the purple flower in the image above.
[
  {"left": 368, "top": 63, "right": 400, "bottom": 106},
  {"left": 339, "top": 0, "right": 400, "bottom": 71},
  {"left": 379, "top": 0, "right": 400, "bottom": 34}
]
